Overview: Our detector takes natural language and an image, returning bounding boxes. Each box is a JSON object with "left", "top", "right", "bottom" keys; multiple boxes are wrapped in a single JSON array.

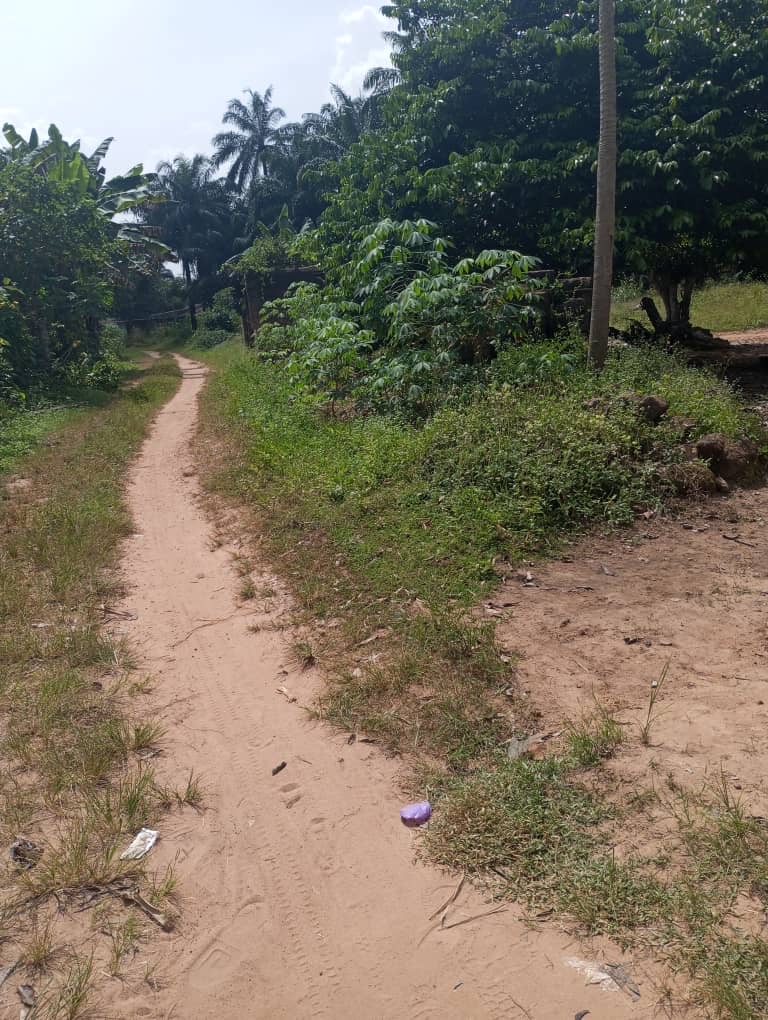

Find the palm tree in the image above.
[
  {"left": 212, "top": 87, "right": 285, "bottom": 193},
  {"left": 144, "top": 155, "right": 230, "bottom": 328},
  {"left": 587, "top": 0, "right": 618, "bottom": 370},
  {"left": 302, "top": 84, "right": 382, "bottom": 160},
  {"left": 362, "top": 65, "right": 402, "bottom": 94}
]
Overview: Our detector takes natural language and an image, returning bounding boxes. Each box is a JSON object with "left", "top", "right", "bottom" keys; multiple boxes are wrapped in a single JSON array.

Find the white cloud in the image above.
[
  {"left": 331, "top": 4, "right": 393, "bottom": 94},
  {"left": 340, "top": 4, "right": 387, "bottom": 26}
]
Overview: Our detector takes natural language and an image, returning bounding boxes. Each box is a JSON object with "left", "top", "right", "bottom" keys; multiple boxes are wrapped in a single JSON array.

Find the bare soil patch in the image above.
[{"left": 495, "top": 484, "right": 768, "bottom": 819}]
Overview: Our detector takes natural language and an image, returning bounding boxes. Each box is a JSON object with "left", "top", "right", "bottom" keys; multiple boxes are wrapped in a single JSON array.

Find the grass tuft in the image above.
[
  {"left": 566, "top": 705, "right": 624, "bottom": 767},
  {"left": 640, "top": 660, "right": 669, "bottom": 746},
  {"left": 36, "top": 953, "right": 93, "bottom": 1019},
  {"left": 22, "top": 918, "right": 57, "bottom": 972}
]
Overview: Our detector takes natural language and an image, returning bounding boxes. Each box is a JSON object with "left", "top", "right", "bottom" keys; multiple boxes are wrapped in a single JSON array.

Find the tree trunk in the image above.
[
  {"left": 183, "top": 261, "right": 197, "bottom": 331},
  {"left": 680, "top": 277, "right": 694, "bottom": 326},
  {"left": 657, "top": 279, "right": 673, "bottom": 324},
  {"left": 587, "top": 0, "right": 618, "bottom": 370},
  {"left": 640, "top": 296, "right": 664, "bottom": 332},
  {"left": 668, "top": 284, "right": 680, "bottom": 326}
]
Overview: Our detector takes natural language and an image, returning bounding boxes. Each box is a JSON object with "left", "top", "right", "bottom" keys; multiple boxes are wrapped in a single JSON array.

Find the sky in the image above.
[{"left": 0, "top": 1, "right": 393, "bottom": 176}]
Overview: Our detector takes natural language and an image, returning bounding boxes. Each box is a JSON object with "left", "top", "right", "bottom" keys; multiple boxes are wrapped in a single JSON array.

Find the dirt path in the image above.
[{"left": 106, "top": 356, "right": 654, "bottom": 1020}]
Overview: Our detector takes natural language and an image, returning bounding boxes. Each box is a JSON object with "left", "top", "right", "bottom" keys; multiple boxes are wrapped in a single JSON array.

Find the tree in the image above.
[
  {"left": 2, "top": 122, "right": 170, "bottom": 268},
  {"left": 302, "top": 84, "right": 384, "bottom": 158},
  {"left": 144, "top": 155, "right": 231, "bottom": 328},
  {"left": 588, "top": 0, "right": 617, "bottom": 369},
  {"left": 211, "top": 87, "right": 285, "bottom": 193},
  {"left": 619, "top": 0, "right": 768, "bottom": 332},
  {"left": 0, "top": 161, "right": 116, "bottom": 382}
]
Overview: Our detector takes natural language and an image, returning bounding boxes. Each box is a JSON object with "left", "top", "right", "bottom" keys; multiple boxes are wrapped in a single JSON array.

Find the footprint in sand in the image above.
[{"left": 280, "top": 781, "right": 303, "bottom": 808}]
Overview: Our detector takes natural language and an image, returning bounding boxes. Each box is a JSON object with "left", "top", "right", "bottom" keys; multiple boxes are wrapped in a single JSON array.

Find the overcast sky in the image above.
[{"left": 0, "top": 1, "right": 393, "bottom": 175}]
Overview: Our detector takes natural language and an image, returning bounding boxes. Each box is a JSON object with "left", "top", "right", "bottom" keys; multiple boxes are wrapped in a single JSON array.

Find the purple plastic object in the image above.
[{"left": 400, "top": 801, "right": 432, "bottom": 828}]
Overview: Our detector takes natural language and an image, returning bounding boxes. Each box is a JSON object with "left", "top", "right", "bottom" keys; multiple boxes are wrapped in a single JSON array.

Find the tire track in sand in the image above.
[{"left": 106, "top": 355, "right": 659, "bottom": 1020}]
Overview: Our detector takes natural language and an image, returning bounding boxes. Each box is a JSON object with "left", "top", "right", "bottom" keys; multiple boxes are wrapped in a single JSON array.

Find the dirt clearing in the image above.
[
  {"left": 103, "top": 356, "right": 655, "bottom": 1019},
  {"left": 498, "top": 483, "right": 768, "bottom": 805}
]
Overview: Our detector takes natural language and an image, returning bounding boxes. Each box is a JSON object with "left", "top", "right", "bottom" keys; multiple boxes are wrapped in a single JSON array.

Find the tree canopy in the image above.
[{"left": 5, "top": 0, "right": 768, "bottom": 395}]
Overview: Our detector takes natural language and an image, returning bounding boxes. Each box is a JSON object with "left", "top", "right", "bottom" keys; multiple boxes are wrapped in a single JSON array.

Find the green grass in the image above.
[
  {"left": 612, "top": 279, "right": 768, "bottom": 333},
  {"left": 566, "top": 706, "right": 625, "bottom": 767},
  {"left": 0, "top": 356, "right": 184, "bottom": 1004},
  {"left": 0, "top": 404, "right": 73, "bottom": 476},
  {"left": 423, "top": 758, "right": 768, "bottom": 1014},
  {"left": 196, "top": 336, "right": 768, "bottom": 1016},
  {"left": 0, "top": 359, "right": 156, "bottom": 478},
  {"left": 201, "top": 338, "right": 761, "bottom": 610}
]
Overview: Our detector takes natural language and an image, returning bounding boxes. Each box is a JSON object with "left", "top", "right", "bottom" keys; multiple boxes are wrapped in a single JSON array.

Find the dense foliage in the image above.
[
  {"left": 0, "top": 125, "right": 164, "bottom": 396},
  {"left": 7, "top": 1, "right": 768, "bottom": 402},
  {"left": 118, "top": 0, "right": 768, "bottom": 373},
  {"left": 314, "top": 0, "right": 768, "bottom": 330},
  {"left": 0, "top": 163, "right": 117, "bottom": 389},
  {"left": 257, "top": 218, "right": 541, "bottom": 413}
]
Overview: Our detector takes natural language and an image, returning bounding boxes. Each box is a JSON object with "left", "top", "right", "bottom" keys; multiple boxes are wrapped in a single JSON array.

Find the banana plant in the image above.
[{"left": 2, "top": 122, "right": 174, "bottom": 266}]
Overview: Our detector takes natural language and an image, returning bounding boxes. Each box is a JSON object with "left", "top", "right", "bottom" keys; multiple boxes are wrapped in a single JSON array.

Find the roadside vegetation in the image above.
[
  {"left": 0, "top": 356, "right": 184, "bottom": 1013},
  {"left": 197, "top": 330, "right": 768, "bottom": 1017}
]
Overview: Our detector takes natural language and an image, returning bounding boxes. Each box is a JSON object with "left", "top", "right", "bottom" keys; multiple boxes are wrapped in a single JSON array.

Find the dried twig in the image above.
[
  {"left": 100, "top": 605, "right": 138, "bottom": 620},
  {"left": 172, "top": 612, "right": 244, "bottom": 647},
  {"left": 510, "top": 995, "right": 533, "bottom": 1020},
  {"left": 441, "top": 905, "right": 507, "bottom": 930},
  {"left": 722, "top": 533, "right": 758, "bottom": 548},
  {"left": 429, "top": 874, "right": 466, "bottom": 922}
]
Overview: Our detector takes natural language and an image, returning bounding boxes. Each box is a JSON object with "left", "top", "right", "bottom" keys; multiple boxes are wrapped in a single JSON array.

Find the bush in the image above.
[
  {"left": 194, "top": 327, "right": 234, "bottom": 350},
  {"left": 198, "top": 288, "right": 239, "bottom": 334},
  {"left": 203, "top": 338, "right": 765, "bottom": 605},
  {"left": 192, "top": 289, "right": 239, "bottom": 349},
  {"left": 58, "top": 322, "right": 127, "bottom": 392},
  {"left": 258, "top": 219, "right": 541, "bottom": 415}
]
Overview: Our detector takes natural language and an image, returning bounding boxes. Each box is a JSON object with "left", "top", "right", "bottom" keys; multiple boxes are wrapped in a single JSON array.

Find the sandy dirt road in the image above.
[{"left": 106, "top": 356, "right": 657, "bottom": 1020}]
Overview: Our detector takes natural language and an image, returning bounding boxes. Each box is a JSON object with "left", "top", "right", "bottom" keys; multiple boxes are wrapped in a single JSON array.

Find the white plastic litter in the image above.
[{"left": 120, "top": 828, "right": 158, "bottom": 860}]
